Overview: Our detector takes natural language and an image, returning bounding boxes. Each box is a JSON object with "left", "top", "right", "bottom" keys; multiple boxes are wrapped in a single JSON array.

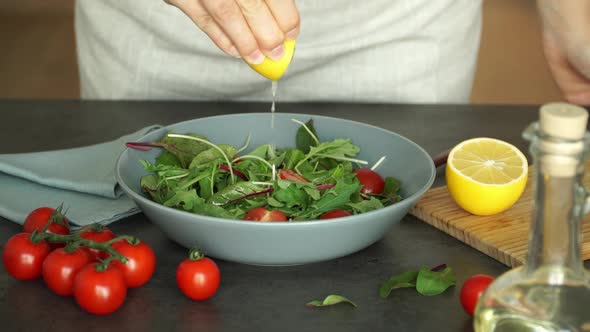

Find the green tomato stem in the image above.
[{"left": 188, "top": 247, "right": 205, "bottom": 261}]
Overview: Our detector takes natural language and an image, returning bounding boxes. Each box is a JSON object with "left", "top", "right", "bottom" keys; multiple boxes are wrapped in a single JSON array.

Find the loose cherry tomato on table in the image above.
[
  {"left": 23, "top": 206, "right": 70, "bottom": 237},
  {"left": 279, "top": 169, "right": 309, "bottom": 182},
  {"left": 42, "top": 247, "right": 93, "bottom": 296},
  {"left": 176, "top": 249, "right": 220, "bottom": 301},
  {"left": 353, "top": 169, "right": 385, "bottom": 195},
  {"left": 2, "top": 233, "right": 51, "bottom": 280},
  {"left": 73, "top": 263, "right": 127, "bottom": 315},
  {"left": 320, "top": 209, "right": 352, "bottom": 219},
  {"left": 460, "top": 274, "right": 495, "bottom": 316},
  {"left": 110, "top": 239, "right": 156, "bottom": 288},
  {"left": 80, "top": 227, "right": 116, "bottom": 261},
  {"left": 243, "top": 207, "right": 287, "bottom": 222}
]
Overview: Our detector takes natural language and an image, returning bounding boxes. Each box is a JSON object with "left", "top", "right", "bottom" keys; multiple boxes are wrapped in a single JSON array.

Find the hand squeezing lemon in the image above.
[
  {"left": 446, "top": 138, "right": 528, "bottom": 216},
  {"left": 248, "top": 39, "right": 296, "bottom": 81}
]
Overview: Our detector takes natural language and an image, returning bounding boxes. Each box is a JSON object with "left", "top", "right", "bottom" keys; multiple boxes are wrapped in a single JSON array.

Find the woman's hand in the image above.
[
  {"left": 165, "top": 0, "right": 300, "bottom": 64},
  {"left": 537, "top": 0, "right": 590, "bottom": 105}
]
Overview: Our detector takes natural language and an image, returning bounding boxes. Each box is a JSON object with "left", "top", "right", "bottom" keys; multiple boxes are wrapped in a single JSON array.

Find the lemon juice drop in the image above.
[{"left": 271, "top": 80, "right": 278, "bottom": 128}]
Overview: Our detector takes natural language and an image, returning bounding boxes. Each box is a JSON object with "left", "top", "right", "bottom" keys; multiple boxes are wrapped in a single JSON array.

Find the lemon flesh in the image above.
[
  {"left": 248, "top": 39, "right": 296, "bottom": 81},
  {"left": 445, "top": 138, "right": 528, "bottom": 216}
]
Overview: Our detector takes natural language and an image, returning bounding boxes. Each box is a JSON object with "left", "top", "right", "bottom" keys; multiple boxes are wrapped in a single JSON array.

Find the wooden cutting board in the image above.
[{"left": 409, "top": 162, "right": 590, "bottom": 267}]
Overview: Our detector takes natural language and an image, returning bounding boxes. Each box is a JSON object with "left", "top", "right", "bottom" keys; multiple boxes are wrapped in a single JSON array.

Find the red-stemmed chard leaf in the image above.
[{"left": 218, "top": 164, "right": 248, "bottom": 181}]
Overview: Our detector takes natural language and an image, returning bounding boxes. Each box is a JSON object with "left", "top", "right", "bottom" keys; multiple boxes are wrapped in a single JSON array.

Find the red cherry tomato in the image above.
[
  {"left": 80, "top": 227, "right": 116, "bottom": 261},
  {"left": 460, "top": 274, "right": 495, "bottom": 316},
  {"left": 2, "top": 233, "right": 51, "bottom": 280},
  {"left": 110, "top": 240, "right": 156, "bottom": 288},
  {"left": 42, "top": 247, "right": 93, "bottom": 296},
  {"left": 353, "top": 169, "right": 385, "bottom": 194},
  {"left": 176, "top": 251, "right": 220, "bottom": 301},
  {"left": 279, "top": 169, "right": 309, "bottom": 182},
  {"left": 23, "top": 207, "right": 70, "bottom": 245},
  {"left": 243, "top": 207, "right": 287, "bottom": 222},
  {"left": 73, "top": 263, "right": 127, "bottom": 315},
  {"left": 320, "top": 209, "right": 352, "bottom": 219}
]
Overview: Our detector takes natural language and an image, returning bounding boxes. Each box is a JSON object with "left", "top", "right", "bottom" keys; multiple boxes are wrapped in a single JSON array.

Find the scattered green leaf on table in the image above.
[
  {"left": 306, "top": 294, "right": 357, "bottom": 308},
  {"left": 379, "top": 270, "right": 419, "bottom": 299},
  {"left": 416, "top": 265, "right": 456, "bottom": 296}
]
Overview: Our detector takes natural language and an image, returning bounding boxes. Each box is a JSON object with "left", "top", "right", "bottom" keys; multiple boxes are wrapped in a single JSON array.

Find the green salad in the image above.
[{"left": 128, "top": 119, "right": 402, "bottom": 221}]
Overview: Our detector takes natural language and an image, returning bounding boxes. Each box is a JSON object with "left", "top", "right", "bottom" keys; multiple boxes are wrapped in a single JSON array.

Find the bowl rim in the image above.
[{"left": 115, "top": 112, "right": 436, "bottom": 227}]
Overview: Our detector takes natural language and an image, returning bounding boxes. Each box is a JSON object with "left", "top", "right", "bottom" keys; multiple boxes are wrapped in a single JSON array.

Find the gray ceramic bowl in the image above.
[{"left": 116, "top": 113, "right": 435, "bottom": 265}]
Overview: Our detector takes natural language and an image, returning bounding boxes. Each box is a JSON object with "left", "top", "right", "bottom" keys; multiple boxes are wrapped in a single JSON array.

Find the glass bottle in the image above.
[{"left": 474, "top": 103, "right": 590, "bottom": 332}]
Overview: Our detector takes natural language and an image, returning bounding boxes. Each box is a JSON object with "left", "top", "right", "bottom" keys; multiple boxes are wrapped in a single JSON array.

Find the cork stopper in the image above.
[
  {"left": 538, "top": 103, "right": 588, "bottom": 177},
  {"left": 539, "top": 102, "right": 588, "bottom": 140}
]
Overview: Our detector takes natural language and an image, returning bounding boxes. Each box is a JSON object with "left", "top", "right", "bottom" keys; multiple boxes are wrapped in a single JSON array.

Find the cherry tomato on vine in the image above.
[
  {"left": 110, "top": 239, "right": 156, "bottom": 288},
  {"left": 73, "top": 263, "right": 127, "bottom": 315},
  {"left": 42, "top": 247, "right": 93, "bottom": 296},
  {"left": 2, "top": 233, "right": 51, "bottom": 280},
  {"left": 243, "top": 207, "right": 287, "bottom": 222},
  {"left": 176, "top": 250, "right": 220, "bottom": 301},
  {"left": 460, "top": 274, "right": 495, "bottom": 316},
  {"left": 23, "top": 206, "right": 70, "bottom": 236},
  {"left": 353, "top": 169, "right": 385, "bottom": 195},
  {"left": 279, "top": 169, "right": 309, "bottom": 182},
  {"left": 80, "top": 227, "right": 116, "bottom": 260},
  {"left": 320, "top": 209, "right": 352, "bottom": 219}
]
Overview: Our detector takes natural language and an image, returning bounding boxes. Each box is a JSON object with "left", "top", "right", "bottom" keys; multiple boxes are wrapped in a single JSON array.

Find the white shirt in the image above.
[{"left": 75, "top": 0, "right": 482, "bottom": 103}]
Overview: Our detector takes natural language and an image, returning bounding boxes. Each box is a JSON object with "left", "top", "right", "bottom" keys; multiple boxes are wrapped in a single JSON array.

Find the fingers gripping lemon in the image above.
[
  {"left": 248, "top": 40, "right": 296, "bottom": 81},
  {"left": 446, "top": 138, "right": 528, "bottom": 216}
]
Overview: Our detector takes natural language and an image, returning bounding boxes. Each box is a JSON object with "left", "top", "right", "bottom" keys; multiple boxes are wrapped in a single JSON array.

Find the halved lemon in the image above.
[
  {"left": 446, "top": 137, "right": 528, "bottom": 216},
  {"left": 248, "top": 39, "right": 296, "bottom": 81}
]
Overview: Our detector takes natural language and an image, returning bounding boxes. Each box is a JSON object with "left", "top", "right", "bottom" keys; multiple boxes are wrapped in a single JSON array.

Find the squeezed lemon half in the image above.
[
  {"left": 248, "top": 39, "right": 296, "bottom": 81},
  {"left": 446, "top": 137, "right": 528, "bottom": 216}
]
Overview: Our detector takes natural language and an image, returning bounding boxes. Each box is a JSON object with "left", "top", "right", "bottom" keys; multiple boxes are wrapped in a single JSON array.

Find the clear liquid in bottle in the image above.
[{"left": 474, "top": 103, "right": 590, "bottom": 332}]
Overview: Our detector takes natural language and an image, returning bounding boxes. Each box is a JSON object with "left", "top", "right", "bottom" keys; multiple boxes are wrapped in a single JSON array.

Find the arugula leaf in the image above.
[
  {"left": 140, "top": 174, "right": 163, "bottom": 202},
  {"left": 296, "top": 119, "right": 318, "bottom": 154},
  {"left": 306, "top": 294, "right": 357, "bottom": 308},
  {"left": 296, "top": 139, "right": 360, "bottom": 172},
  {"left": 294, "top": 178, "right": 360, "bottom": 220},
  {"left": 272, "top": 182, "right": 309, "bottom": 209},
  {"left": 348, "top": 196, "right": 384, "bottom": 214},
  {"left": 383, "top": 176, "right": 402, "bottom": 202},
  {"left": 189, "top": 144, "right": 238, "bottom": 169},
  {"left": 208, "top": 181, "right": 269, "bottom": 206},
  {"left": 155, "top": 150, "right": 182, "bottom": 167},
  {"left": 163, "top": 190, "right": 201, "bottom": 211},
  {"left": 159, "top": 132, "right": 210, "bottom": 167},
  {"left": 415, "top": 265, "right": 456, "bottom": 296},
  {"left": 379, "top": 270, "right": 419, "bottom": 299},
  {"left": 192, "top": 200, "right": 235, "bottom": 219},
  {"left": 246, "top": 144, "right": 270, "bottom": 158},
  {"left": 283, "top": 148, "right": 306, "bottom": 170}
]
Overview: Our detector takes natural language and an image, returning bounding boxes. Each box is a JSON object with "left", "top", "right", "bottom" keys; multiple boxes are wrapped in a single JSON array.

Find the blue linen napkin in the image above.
[{"left": 0, "top": 125, "right": 161, "bottom": 226}]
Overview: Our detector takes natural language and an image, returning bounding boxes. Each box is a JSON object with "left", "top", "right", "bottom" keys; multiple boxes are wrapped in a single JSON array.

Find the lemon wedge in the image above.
[
  {"left": 446, "top": 137, "right": 528, "bottom": 216},
  {"left": 248, "top": 39, "right": 296, "bottom": 81}
]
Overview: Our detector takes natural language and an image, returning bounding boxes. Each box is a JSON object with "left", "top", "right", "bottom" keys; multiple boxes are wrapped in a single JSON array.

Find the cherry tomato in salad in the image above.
[
  {"left": 2, "top": 233, "right": 51, "bottom": 280},
  {"left": 42, "top": 247, "right": 93, "bottom": 296},
  {"left": 460, "top": 274, "right": 495, "bottom": 316},
  {"left": 110, "top": 239, "right": 156, "bottom": 288},
  {"left": 320, "top": 209, "right": 352, "bottom": 219},
  {"left": 353, "top": 169, "right": 385, "bottom": 195},
  {"left": 23, "top": 206, "right": 70, "bottom": 237},
  {"left": 73, "top": 263, "right": 127, "bottom": 315},
  {"left": 176, "top": 250, "right": 220, "bottom": 301},
  {"left": 243, "top": 207, "right": 288, "bottom": 222},
  {"left": 80, "top": 227, "right": 116, "bottom": 261},
  {"left": 279, "top": 169, "right": 309, "bottom": 182}
]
